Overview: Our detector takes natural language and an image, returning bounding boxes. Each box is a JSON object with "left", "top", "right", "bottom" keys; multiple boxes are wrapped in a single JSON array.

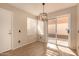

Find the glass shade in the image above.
[{"left": 39, "top": 13, "right": 48, "bottom": 21}]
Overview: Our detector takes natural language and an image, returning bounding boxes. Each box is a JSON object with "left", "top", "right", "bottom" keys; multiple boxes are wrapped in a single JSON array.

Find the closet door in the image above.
[{"left": 0, "top": 8, "right": 12, "bottom": 53}]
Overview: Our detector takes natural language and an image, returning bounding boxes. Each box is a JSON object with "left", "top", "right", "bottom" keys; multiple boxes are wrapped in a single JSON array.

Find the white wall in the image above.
[
  {"left": 26, "top": 17, "right": 37, "bottom": 45},
  {"left": 0, "top": 3, "right": 37, "bottom": 49},
  {"left": 13, "top": 12, "right": 37, "bottom": 49}
]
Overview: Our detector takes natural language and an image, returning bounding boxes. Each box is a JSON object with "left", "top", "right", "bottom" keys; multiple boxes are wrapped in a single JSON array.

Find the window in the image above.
[{"left": 27, "top": 17, "right": 37, "bottom": 35}]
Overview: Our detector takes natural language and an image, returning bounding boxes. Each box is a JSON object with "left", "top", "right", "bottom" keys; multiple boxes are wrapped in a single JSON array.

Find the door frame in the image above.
[{"left": 11, "top": 13, "right": 13, "bottom": 50}]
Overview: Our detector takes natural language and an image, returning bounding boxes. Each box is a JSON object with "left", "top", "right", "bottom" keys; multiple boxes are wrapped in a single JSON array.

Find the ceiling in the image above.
[{"left": 10, "top": 3, "right": 77, "bottom": 16}]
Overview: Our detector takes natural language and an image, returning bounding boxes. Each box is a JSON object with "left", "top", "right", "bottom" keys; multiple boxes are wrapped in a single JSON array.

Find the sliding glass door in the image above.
[
  {"left": 48, "top": 14, "right": 69, "bottom": 47},
  {"left": 57, "top": 15, "right": 69, "bottom": 47},
  {"left": 48, "top": 18, "right": 57, "bottom": 44},
  {"left": 47, "top": 14, "right": 77, "bottom": 56}
]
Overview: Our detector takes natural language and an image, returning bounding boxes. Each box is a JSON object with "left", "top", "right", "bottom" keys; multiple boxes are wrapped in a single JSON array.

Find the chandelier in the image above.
[{"left": 39, "top": 3, "right": 48, "bottom": 21}]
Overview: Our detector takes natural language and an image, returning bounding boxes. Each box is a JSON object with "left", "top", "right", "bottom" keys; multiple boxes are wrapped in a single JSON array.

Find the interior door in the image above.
[{"left": 0, "top": 8, "right": 12, "bottom": 53}]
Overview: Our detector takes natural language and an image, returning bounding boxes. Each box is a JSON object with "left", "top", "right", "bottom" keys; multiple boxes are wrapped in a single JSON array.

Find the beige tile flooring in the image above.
[{"left": 0, "top": 41, "right": 77, "bottom": 56}]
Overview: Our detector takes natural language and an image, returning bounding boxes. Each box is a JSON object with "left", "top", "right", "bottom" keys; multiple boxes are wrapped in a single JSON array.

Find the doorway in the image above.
[
  {"left": 0, "top": 8, "right": 13, "bottom": 53},
  {"left": 47, "top": 14, "right": 69, "bottom": 47},
  {"left": 46, "top": 14, "right": 77, "bottom": 55}
]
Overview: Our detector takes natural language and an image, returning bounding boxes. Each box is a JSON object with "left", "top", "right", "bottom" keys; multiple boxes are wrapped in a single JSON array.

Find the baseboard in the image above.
[{"left": 12, "top": 38, "right": 37, "bottom": 50}]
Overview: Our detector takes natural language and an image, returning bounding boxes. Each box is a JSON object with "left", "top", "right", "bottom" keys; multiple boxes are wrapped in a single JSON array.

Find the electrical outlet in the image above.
[
  {"left": 18, "top": 40, "right": 21, "bottom": 43},
  {"left": 40, "top": 36, "right": 42, "bottom": 39}
]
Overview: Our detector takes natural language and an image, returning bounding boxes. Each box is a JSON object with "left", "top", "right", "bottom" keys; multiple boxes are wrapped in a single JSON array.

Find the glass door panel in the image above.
[
  {"left": 48, "top": 18, "right": 57, "bottom": 44},
  {"left": 57, "top": 15, "right": 69, "bottom": 47}
]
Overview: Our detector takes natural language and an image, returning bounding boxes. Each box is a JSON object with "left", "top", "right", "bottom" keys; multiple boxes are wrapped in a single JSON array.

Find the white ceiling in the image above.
[{"left": 10, "top": 3, "right": 77, "bottom": 16}]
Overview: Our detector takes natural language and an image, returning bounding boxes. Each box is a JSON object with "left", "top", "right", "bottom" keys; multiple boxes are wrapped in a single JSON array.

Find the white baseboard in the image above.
[{"left": 12, "top": 38, "right": 37, "bottom": 50}]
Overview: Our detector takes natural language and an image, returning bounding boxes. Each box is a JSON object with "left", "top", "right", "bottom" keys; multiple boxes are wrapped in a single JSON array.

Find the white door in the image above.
[{"left": 0, "top": 8, "right": 12, "bottom": 53}]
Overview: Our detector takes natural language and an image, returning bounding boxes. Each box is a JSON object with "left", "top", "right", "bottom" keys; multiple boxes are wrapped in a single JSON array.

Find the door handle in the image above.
[{"left": 67, "top": 29, "right": 69, "bottom": 34}]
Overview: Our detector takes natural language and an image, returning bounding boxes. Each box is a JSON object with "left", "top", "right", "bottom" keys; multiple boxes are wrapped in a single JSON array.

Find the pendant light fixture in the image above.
[{"left": 39, "top": 3, "right": 48, "bottom": 21}]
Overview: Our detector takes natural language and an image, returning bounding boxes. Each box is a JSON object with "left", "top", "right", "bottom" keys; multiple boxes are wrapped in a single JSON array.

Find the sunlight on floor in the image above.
[
  {"left": 57, "top": 40, "right": 68, "bottom": 47},
  {"left": 47, "top": 43, "right": 58, "bottom": 50},
  {"left": 46, "top": 49, "right": 59, "bottom": 56},
  {"left": 58, "top": 46, "right": 76, "bottom": 56},
  {"left": 48, "top": 37, "right": 68, "bottom": 47},
  {"left": 46, "top": 43, "right": 60, "bottom": 56},
  {"left": 46, "top": 43, "right": 76, "bottom": 56}
]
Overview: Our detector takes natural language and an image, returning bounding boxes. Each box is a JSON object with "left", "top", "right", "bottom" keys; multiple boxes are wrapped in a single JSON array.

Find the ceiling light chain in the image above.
[{"left": 42, "top": 3, "right": 45, "bottom": 13}]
